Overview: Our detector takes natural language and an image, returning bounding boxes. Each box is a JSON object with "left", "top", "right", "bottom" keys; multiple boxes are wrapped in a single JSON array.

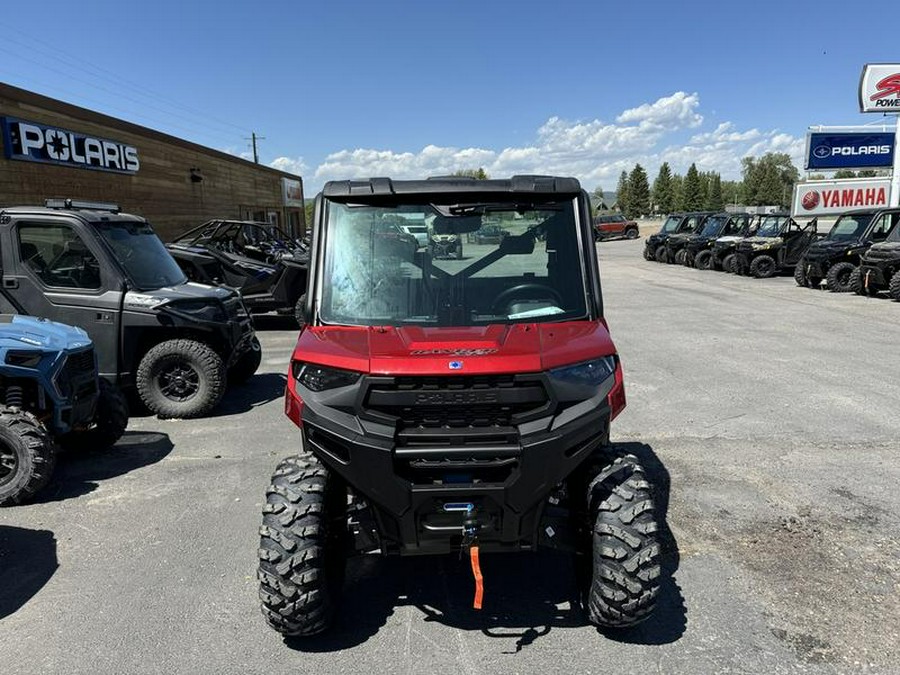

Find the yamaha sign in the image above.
[
  {"left": 792, "top": 177, "right": 892, "bottom": 217},
  {"left": 805, "top": 131, "right": 895, "bottom": 170},
  {"left": 1, "top": 116, "right": 140, "bottom": 174}
]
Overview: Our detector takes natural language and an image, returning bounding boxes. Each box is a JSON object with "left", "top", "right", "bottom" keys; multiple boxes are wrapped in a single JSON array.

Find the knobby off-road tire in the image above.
[
  {"left": 61, "top": 379, "right": 129, "bottom": 452},
  {"left": 673, "top": 249, "right": 687, "bottom": 265},
  {"left": 136, "top": 339, "right": 226, "bottom": 419},
  {"left": 585, "top": 452, "right": 661, "bottom": 628},
  {"left": 889, "top": 273, "right": 900, "bottom": 302},
  {"left": 654, "top": 245, "right": 668, "bottom": 263},
  {"left": 694, "top": 250, "right": 713, "bottom": 271},
  {"left": 0, "top": 408, "right": 54, "bottom": 506},
  {"left": 642, "top": 246, "right": 654, "bottom": 261},
  {"left": 849, "top": 268, "right": 865, "bottom": 295},
  {"left": 625, "top": 227, "right": 639, "bottom": 240},
  {"left": 258, "top": 452, "right": 347, "bottom": 636},
  {"left": 294, "top": 294, "right": 307, "bottom": 329},
  {"left": 723, "top": 253, "right": 737, "bottom": 274},
  {"left": 229, "top": 336, "right": 262, "bottom": 384},
  {"left": 794, "top": 261, "right": 808, "bottom": 287},
  {"left": 827, "top": 261, "right": 857, "bottom": 293},
  {"left": 750, "top": 254, "right": 777, "bottom": 279}
]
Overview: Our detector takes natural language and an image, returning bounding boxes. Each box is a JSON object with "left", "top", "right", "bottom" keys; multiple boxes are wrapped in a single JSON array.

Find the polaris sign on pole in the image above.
[
  {"left": 804, "top": 129, "right": 895, "bottom": 171},
  {"left": 792, "top": 177, "right": 892, "bottom": 218},
  {"left": 859, "top": 64, "right": 900, "bottom": 208}
]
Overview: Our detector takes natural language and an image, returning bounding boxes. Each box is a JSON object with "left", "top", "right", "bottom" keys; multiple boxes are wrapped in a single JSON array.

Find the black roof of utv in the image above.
[{"left": 322, "top": 175, "right": 583, "bottom": 200}]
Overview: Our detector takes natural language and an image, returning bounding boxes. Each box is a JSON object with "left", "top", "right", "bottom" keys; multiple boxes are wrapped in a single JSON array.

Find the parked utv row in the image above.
[{"left": 641, "top": 204, "right": 900, "bottom": 300}]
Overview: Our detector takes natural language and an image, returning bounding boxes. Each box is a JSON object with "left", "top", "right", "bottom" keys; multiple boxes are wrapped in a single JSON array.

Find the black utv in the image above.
[
  {"left": 673, "top": 212, "right": 753, "bottom": 268},
  {"left": 733, "top": 214, "right": 817, "bottom": 278},
  {"left": 795, "top": 209, "right": 899, "bottom": 292},
  {"left": 856, "top": 209, "right": 900, "bottom": 299},
  {"left": 0, "top": 200, "right": 259, "bottom": 418},
  {"left": 643, "top": 212, "right": 711, "bottom": 263},
  {"left": 167, "top": 220, "right": 309, "bottom": 326}
]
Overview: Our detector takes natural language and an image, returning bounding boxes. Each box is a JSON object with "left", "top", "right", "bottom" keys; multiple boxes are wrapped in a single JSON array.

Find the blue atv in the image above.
[{"left": 0, "top": 315, "right": 128, "bottom": 506}]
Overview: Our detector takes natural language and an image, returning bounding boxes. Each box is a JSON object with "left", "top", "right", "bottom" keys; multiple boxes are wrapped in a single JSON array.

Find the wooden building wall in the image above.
[{"left": 0, "top": 84, "right": 304, "bottom": 241}]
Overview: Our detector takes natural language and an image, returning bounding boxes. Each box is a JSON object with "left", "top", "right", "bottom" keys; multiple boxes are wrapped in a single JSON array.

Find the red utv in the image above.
[
  {"left": 594, "top": 213, "right": 640, "bottom": 241},
  {"left": 257, "top": 176, "right": 661, "bottom": 636}
]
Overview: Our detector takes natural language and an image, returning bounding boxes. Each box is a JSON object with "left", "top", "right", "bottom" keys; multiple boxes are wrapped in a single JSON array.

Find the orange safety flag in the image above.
[{"left": 469, "top": 545, "right": 483, "bottom": 610}]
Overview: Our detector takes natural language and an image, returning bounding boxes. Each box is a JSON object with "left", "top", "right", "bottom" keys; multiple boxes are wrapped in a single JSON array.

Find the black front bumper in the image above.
[{"left": 298, "top": 373, "right": 613, "bottom": 555}]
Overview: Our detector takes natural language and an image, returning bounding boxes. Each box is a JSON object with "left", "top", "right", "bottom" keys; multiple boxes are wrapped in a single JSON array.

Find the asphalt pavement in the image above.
[{"left": 2, "top": 238, "right": 899, "bottom": 674}]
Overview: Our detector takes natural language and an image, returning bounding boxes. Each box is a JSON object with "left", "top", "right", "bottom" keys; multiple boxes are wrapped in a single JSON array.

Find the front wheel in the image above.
[
  {"left": 258, "top": 452, "right": 347, "bottom": 636},
  {"left": 0, "top": 408, "right": 54, "bottom": 506},
  {"left": 694, "top": 250, "right": 713, "bottom": 270},
  {"left": 136, "top": 339, "right": 226, "bottom": 419},
  {"left": 723, "top": 253, "right": 737, "bottom": 274},
  {"left": 642, "top": 246, "right": 654, "bottom": 261},
  {"left": 826, "top": 261, "right": 857, "bottom": 293},
  {"left": 585, "top": 452, "right": 661, "bottom": 628},
  {"left": 794, "top": 261, "right": 808, "bottom": 287},
  {"left": 654, "top": 245, "right": 668, "bottom": 263},
  {"left": 674, "top": 249, "right": 687, "bottom": 265},
  {"left": 60, "top": 378, "right": 129, "bottom": 452},
  {"left": 750, "top": 254, "right": 776, "bottom": 278},
  {"left": 889, "top": 273, "right": 900, "bottom": 301}
]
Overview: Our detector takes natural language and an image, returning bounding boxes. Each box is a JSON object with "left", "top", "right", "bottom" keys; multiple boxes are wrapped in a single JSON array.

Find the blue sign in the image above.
[
  {"left": 806, "top": 131, "right": 895, "bottom": 170},
  {"left": 1, "top": 116, "right": 140, "bottom": 173}
]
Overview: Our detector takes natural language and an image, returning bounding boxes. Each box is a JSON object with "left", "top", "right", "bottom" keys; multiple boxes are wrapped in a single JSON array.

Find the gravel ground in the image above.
[{"left": 2, "top": 237, "right": 899, "bottom": 674}]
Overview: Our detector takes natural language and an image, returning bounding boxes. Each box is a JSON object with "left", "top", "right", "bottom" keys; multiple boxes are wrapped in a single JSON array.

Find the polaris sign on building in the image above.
[
  {"left": 792, "top": 177, "right": 892, "bottom": 218},
  {"left": 805, "top": 130, "right": 895, "bottom": 171},
  {"left": 1, "top": 116, "right": 140, "bottom": 173}
]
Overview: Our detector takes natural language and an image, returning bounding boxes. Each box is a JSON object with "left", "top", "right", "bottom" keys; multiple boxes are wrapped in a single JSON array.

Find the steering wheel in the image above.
[{"left": 492, "top": 283, "right": 564, "bottom": 314}]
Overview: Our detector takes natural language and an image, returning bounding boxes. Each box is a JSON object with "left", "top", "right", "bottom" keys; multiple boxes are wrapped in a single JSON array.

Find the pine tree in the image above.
[
  {"left": 627, "top": 164, "right": 651, "bottom": 218},
  {"left": 671, "top": 174, "right": 685, "bottom": 211},
  {"left": 707, "top": 173, "right": 724, "bottom": 211},
  {"left": 616, "top": 171, "right": 630, "bottom": 214},
  {"left": 682, "top": 164, "right": 705, "bottom": 210},
  {"left": 652, "top": 162, "right": 674, "bottom": 215}
]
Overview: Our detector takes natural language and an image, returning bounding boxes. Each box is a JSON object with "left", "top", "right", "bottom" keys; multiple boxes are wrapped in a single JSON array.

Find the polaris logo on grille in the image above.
[{"left": 414, "top": 391, "right": 499, "bottom": 405}]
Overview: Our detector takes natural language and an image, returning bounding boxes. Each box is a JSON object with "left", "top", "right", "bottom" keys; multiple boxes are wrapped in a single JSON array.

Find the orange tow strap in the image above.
[{"left": 469, "top": 545, "right": 483, "bottom": 610}]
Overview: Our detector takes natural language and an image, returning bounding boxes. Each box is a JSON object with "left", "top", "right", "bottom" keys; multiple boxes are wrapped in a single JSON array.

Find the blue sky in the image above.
[{"left": 1, "top": 0, "right": 897, "bottom": 193}]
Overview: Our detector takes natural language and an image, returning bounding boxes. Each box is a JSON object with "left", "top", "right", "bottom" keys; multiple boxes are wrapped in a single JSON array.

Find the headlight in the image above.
[
  {"left": 5, "top": 351, "right": 44, "bottom": 368},
  {"left": 550, "top": 356, "right": 617, "bottom": 388},
  {"left": 292, "top": 362, "right": 361, "bottom": 392},
  {"left": 163, "top": 300, "right": 227, "bottom": 322}
]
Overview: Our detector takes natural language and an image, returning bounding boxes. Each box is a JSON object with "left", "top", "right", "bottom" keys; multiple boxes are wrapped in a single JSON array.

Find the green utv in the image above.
[
  {"left": 796, "top": 209, "right": 899, "bottom": 292},
  {"left": 733, "top": 215, "right": 817, "bottom": 278},
  {"left": 855, "top": 209, "right": 900, "bottom": 299}
]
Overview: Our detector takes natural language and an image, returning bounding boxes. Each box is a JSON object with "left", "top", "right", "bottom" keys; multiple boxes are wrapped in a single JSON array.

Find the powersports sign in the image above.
[
  {"left": 792, "top": 178, "right": 892, "bottom": 217},
  {"left": 1, "top": 117, "right": 140, "bottom": 174},
  {"left": 805, "top": 131, "right": 895, "bottom": 171},
  {"left": 859, "top": 64, "right": 900, "bottom": 113}
]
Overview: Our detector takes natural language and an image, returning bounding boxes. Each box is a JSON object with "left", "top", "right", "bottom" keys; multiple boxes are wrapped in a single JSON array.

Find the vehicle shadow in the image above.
[
  {"left": 39, "top": 431, "right": 173, "bottom": 503},
  {"left": 0, "top": 526, "right": 58, "bottom": 619},
  {"left": 285, "top": 442, "right": 685, "bottom": 653},
  {"left": 212, "top": 372, "right": 286, "bottom": 417}
]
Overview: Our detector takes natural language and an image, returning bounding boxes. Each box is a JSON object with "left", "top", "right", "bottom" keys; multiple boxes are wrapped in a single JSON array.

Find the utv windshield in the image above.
[
  {"left": 95, "top": 221, "right": 187, "bottom": 290},
  {"left": 660, "top": 216, "right": 681, "bottom": 233},
  {"left": 699, "top": 216, "right": 726, "bottom": 237},
  {"left": 827, "top": 213, "right": 875, "bottom": 241},
  {"left": 319, "top": 198, "right": 589, "bottom": 327},
  {"left": 755, "top": 216, "right": 787, "bottom": 238}
]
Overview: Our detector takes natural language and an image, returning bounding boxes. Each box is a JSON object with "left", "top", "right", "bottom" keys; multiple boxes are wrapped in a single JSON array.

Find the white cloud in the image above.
[
  {"left": 269, "top": 156, "right": 308, "bottom": 176},
  {"left": 307, "top": 92, "right": 804, "bottom": 191}
]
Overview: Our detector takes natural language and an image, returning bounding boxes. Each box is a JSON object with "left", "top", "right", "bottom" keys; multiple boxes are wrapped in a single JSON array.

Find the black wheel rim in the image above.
[
  {"left": 157, "top": 363, "right": 200, "bottom": 402},
  {"left": 0, "top": 441, "right": 18, "bottom": 488},
  {"left": 838, "top": 270, "right": 851, "bottom": 287}
]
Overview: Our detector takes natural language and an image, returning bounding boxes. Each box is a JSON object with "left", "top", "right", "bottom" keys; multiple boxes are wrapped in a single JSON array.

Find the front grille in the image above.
[
  {"left": 65, "top": 348, "right": 95, "bottom": 374},
  {"left": 56, "top": 348, "right": 98, "bottom": 409},
  {"left": 363, "top": 375, "right": 549, "bottom": 433}
]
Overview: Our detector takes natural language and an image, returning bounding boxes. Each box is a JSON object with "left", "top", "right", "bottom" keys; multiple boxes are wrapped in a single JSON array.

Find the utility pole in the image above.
[{"left": 245, "top": 132, "right": 265, "bottom": 164}]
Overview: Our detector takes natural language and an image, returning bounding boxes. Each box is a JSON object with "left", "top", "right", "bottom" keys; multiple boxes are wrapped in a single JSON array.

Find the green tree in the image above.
[
  {"left": 627, "top": 164, "right": 651, "bottom": 218},
  {"left": 756, "top": 162, "right": 783, "bottom": 206},
  {"left": 721, "top": 179, "right": 741, "bottom": 207},
  {"left": 303, "top": 199, "right": 315, "bottom": 232},
  {"left": 741, "top": 152, "right": 798, "bottom": 208},
  {"left": 833, "top": 169, "right": 857, "bottom": 179},
  {"left": 856, "top": 170, "right": 878, "bottom": 178},
  {"left": 652, "top": 162, "right": 674, "bottom": 215},
  {"left": 682, "top": 164, "right": 705, "bottom": 210},
  {"left": 707, "top": 173, "right": 724, "bottom": 211},
  {"left": 615, "top": 171, "right": 630, "bottom": 214},
  {"left": 453, "top": 168, "right": 490, "bottom": 179},
  {"left": 671, "top": 174, "right": 685, "bottom": 211}
]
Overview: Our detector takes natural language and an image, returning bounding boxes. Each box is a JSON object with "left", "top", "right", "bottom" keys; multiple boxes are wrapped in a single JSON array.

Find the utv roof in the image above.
[
  {"left": 322, "top": 175, "right": 582, "bottom": 199},
  {"left": 1, "top": 199, "right": 145, "bottom": 223}
]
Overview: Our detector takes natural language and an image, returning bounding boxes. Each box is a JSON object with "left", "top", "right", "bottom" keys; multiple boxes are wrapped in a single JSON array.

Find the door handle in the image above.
[{"left": 2, "top": 277, "right": 18, "bottom": 289}]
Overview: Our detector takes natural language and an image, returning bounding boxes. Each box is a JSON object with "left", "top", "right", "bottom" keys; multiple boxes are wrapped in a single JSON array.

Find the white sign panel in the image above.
[
  {"left": 282, "top": 177, "right": 304, "bottom": 207},
  {"left": 792, "top": 177, "right": 892, "bottom": 217},
  {"left": 859, "top": 64, "right": 900, "bottom": 113}
]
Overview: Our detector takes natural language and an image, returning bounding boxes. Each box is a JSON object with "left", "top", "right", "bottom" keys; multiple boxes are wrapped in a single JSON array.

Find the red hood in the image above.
[{"left": 292, "top": 322, "right": 617, "bottom": 375}]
